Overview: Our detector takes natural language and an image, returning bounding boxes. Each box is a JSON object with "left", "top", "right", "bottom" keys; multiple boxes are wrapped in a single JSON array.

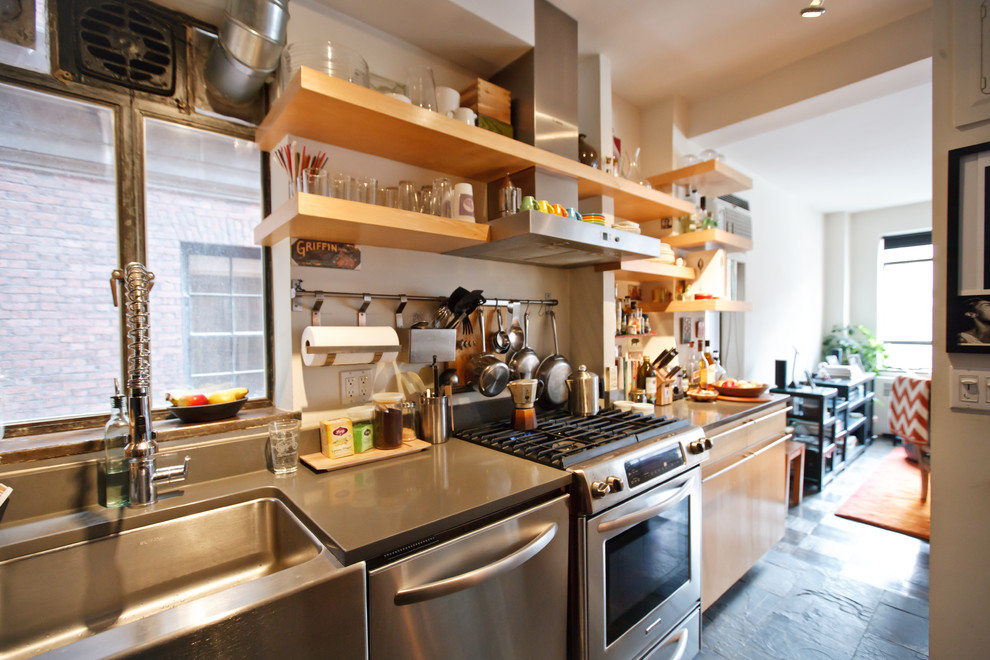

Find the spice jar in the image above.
[{"left": 372, "top": 392, "right": 404, "bottom": 450}]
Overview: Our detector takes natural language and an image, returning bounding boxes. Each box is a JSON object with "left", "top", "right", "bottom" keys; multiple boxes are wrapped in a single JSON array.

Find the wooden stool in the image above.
[{"left": 785, "top": 440, "right": 806, "bottom": 507}]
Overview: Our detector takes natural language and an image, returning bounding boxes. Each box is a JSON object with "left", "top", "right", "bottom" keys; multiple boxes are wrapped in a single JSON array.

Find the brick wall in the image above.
[{"left": 0, "top": 162, "right": 261, "bottom": 425}]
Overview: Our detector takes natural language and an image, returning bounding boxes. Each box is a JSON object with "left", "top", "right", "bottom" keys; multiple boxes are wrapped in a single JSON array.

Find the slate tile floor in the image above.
[{"left": 701, "top": 437, "right": 930, "bottom": 659}]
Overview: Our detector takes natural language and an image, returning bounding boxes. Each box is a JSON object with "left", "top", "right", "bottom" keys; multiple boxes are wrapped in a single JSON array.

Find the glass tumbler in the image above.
[
  {"left": 356, "top": 176, "right": 378, "bottom": 204},
  {"left": 432, "top": 177, "right": 453, "bottom": 217},
  {"left": 298, "top": 168, "right": 329, "bottom": 195},
  {"left": 332, "top": 172, "right": 352, "bottom": 200},
  {"left": 406, "top": 65, "right": 437, "bottom": 111},
  {"left": 398, "top": 180, "right": 419, "bottom": 211},
  {"left": 268, "top": 419, "right": 300, "bottom": 474},
  {"left": 418, "top": 185, "right": 435, "bottom": 214}
]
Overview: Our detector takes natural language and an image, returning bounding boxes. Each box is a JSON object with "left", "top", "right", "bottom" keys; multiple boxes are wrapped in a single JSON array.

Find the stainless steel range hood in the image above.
[{"left": 445, "top": 211, "right": 661, "bottom": 267}]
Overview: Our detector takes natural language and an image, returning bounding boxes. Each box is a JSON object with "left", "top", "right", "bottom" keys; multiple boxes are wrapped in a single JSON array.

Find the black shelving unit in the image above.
[
  {"left": 811, "top": 373, "right": 875, "bottom": 466},
  {"left": 771, "top": 386, "right": 840, "bottom": 491}
]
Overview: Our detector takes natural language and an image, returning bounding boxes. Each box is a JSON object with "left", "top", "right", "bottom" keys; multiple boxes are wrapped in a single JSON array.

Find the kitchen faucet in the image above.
[{"left": 110, "top": 263, "right": 190, "bottom": 506}]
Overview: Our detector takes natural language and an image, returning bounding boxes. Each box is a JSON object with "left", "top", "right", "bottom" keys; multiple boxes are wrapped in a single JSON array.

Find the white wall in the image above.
[
  {"left": 931, "top": 2, "right": 990, "bottom": 656},
  {"left": 736, "top": 177, "right": 825, "bottom": 384}
]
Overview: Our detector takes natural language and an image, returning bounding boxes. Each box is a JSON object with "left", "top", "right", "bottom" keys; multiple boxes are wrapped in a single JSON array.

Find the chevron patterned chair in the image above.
[{"left": 889, "top": 374, "right": 932, "bottom": 503}]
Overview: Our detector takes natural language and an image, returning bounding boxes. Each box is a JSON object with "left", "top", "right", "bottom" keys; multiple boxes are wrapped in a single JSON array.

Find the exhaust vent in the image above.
[{"left": 58, "top": 0, "right": 177, "bottom": 95}]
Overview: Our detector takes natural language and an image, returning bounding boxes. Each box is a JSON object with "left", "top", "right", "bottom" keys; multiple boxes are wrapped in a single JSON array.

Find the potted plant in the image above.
[{"left": 821, "top": 324, "right": 888, "bottom": 374}]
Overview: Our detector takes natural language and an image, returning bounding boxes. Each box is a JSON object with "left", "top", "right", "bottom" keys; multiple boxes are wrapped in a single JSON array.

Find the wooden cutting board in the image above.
[{"left": 301, "top": 439, "right": 431, "bottom": 472}]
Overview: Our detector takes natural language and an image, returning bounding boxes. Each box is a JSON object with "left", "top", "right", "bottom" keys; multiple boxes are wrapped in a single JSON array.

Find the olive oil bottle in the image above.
[{"left": 101, "top": 380, "right": 130, "bottom": 508}]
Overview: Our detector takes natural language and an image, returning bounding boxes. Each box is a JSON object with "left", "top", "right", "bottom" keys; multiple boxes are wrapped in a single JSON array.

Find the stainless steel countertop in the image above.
[
  {"left": 0, "top": 434, "right": 572, "bottom": 568},
  {"left": 657, "top": 392, "right": 791, "bottom": 433}
]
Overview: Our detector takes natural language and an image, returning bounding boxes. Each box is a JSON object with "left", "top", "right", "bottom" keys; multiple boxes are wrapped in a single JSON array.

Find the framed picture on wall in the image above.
[
  {"left": 947, "top": 141, "right": 990, "bottom": 351},
  {"left": 679, "top": 317, "right": 692, "bottom": 344}
]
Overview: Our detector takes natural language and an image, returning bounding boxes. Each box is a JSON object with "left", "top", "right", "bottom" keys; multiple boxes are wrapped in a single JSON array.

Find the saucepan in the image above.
[{"left": 469, "top": 308, "right": 509, "bottom": 397}]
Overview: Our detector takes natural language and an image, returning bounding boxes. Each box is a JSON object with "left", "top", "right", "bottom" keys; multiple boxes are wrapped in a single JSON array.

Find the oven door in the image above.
[{"left": 583, "top": 466, "right": 701, "bottom": 660}]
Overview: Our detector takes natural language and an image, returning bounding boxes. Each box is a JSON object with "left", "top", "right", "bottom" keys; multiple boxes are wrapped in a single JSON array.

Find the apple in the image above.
[{"left": 166, "top": 392, "right": 209, "bottom": 407}]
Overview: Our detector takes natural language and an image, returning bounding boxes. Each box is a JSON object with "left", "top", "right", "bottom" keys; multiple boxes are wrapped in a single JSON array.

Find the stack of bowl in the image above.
[
  {"left": 279, "top": 41, "right": 370, "bottom": 91},
  {"left": 206, "top": 0, "right": 289, "bottom": 104}
]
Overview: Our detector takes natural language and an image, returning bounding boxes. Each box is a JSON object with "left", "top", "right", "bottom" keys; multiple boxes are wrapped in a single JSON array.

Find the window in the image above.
[
  {"left": 877, "top": 231, "right": 933, "bottom": 371},
  {"left": 0, "top": 83, "right": 120, "bottom": 423},
  {"left": 0, "top": 72, "right": 266, "bottom": 435}
]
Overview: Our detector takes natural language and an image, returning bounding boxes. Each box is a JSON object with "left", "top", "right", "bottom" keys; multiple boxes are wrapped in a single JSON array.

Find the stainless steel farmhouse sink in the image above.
[{"left": 0, "top": 492, "right": 367, "bottom": 659}]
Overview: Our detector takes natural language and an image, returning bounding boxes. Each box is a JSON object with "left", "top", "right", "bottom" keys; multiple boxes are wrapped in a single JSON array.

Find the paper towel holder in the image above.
[{"left": 303, "top": 341, "right": 401, "bottom": 365}]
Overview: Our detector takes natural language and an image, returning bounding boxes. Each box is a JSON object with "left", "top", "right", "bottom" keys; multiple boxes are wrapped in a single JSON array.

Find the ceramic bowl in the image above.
[{"left": 713, "top": 383, "right": 770, "bottom": 398}]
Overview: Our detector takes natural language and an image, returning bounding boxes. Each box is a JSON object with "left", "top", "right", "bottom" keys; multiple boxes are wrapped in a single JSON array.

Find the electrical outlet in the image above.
[{"left": 340, "top": 368, "right": 373, "bottom": 406}]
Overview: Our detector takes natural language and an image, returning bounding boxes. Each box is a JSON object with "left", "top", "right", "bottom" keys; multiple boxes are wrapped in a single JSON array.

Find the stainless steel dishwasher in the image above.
[{"left": 368, "top": 494, "right": 569, "bottom": 659}]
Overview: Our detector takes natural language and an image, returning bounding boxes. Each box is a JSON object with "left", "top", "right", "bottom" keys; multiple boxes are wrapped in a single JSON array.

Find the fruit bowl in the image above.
[
  {"left": 713, "top": 383, "right": 770, "bottom": 398},
  {"left": 685, "top": 388, "right": 719, "bottom": 402},
  {"left": 168, "top": 398, "right": 247, "bottom": 423}
]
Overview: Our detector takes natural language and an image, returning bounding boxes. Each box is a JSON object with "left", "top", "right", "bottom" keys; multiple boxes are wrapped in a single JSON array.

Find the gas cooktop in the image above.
[{"left": 455, "top": 409, "right": 692, "bottom": 469}]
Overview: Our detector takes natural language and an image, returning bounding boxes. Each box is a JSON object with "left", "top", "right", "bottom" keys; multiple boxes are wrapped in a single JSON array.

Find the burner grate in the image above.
[{"left": 457, "top": 410, "right": 690, "bottom": 468}]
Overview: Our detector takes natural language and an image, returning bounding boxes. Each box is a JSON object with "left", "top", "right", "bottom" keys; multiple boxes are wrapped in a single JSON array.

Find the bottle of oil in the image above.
[{"left": 101, "top": 379, "right": 130, "bottom": 508}]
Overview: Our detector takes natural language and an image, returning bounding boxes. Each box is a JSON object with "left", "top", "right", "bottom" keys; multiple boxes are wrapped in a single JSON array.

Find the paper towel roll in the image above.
[{"left": 301, "top": 326, "right": 400, "bottom": 367}]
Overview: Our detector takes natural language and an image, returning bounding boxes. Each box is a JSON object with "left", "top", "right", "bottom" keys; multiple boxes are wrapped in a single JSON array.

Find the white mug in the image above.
[
  {"left": 436, "top": 86, "right": 460, "bottom": 116},
  {"left": 386, "top": 92, "right": 411, "bottom": 103},
  {"left": 453, "top": 182, "right": 475, "bottom": 222},
  {"left": 452, "top": 107, "right": 477, "bottom": 125}
]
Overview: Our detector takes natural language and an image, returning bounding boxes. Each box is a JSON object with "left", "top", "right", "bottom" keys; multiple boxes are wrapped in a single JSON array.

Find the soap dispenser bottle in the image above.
[{"left": 101, "top": 379, "right": 130, "bottom": 508}]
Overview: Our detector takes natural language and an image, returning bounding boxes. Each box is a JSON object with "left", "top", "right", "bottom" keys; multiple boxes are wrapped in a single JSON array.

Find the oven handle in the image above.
[
  {"left": 596, "top": 476, "right": 693, "bottom": 534},
  {"left": 702, "top": 432, "right": 793, "bottom": 483},
  {"left": 393, "top": 523, "right": 558, "bottom": 606},
  {"left": 652, "top": 625, "right": 691, "bottom": 660}
]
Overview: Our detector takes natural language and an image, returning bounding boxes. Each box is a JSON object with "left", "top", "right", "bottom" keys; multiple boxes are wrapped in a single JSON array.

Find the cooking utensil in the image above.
[
  {"left": 507, "top": 311, "right": 540, "bottom": 380},
  {"left": 469, "top": 309, "right": 509, "bottom": 397},
  {"left": 439, "top": 368, "right": 459, "bottom": 388},
  {"left": 507, "top": 305, "right": 524, "bottom": 354},
  {"left": 566, "top": 365, "right": 600, "bottom": 416},
  {"left": 536, "top": 310, "right": 572, "bottom": 408},
  {"left": 492, "top": 304, "right": 511, "bottom": 354}
]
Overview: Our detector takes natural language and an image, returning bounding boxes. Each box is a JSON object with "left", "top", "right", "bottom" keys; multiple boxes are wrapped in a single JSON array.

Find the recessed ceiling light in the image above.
[{"left": 801, "top": 0, "right": 826, "bottom": 17}]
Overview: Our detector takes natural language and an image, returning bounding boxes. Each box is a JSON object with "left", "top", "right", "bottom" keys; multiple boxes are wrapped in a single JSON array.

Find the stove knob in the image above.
[
  {"left": 591, "top": 481, "right": 611, "bottom": 498},
  {"left": 688, "top": 440, "right": 708, "bottom": 455},
  {"left": 605, "top": 476, "right": 624, "bottom": 492},
  {"left": 704, "top": 438, "right": 713, "bottom": 450}
]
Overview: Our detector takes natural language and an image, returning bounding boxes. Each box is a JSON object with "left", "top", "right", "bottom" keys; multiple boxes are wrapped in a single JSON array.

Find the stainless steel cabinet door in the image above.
[{"left": 369, "top": 495, "right": 569, "bottom": 659}]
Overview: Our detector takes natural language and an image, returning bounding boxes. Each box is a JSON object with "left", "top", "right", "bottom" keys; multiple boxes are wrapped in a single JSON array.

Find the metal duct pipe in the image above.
[{"left": 205, "top": 0, "right": 289, "bottom": 105}]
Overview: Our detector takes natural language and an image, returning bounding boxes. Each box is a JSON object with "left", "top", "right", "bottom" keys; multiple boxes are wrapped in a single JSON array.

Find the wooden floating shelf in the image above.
[
  {"left": 662, "top": 229, "right": 753, "bottom": 252},
  {"left": 647, "top": 159, "right": 752, "bottom": 197},
  {"left": 596, "top": 259, "right": 696, "bottom": 283},
  {"left": 254, "top": 193, "right": 490, "bottom": 251},
  {"left": 639, "top": 299, "right": 753, "bottom": 313},
  {"left": 256, "top": 68, "right": 694, "bottom": 223}
]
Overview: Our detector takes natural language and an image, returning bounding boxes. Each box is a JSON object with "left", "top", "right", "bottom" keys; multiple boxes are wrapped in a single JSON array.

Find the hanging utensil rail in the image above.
[{"left": 291, "top": 279, "right": 557, "bottom": 326}]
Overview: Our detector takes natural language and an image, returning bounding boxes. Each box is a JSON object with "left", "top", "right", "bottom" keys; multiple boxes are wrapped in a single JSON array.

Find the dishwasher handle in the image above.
[{"left": 393, "top": 522, "right": 558, "bottom": 606}]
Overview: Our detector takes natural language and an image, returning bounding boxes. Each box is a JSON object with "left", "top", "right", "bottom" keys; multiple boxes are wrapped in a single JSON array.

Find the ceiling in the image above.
[{"left": 175, "top": 0, "right": 934, "bottom": 214}]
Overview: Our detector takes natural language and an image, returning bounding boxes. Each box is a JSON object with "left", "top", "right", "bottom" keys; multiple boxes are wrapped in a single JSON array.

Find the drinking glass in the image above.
[
  {"left": 268, "top": 419, "right": 300, "bottom": 475},
  {"left": 432, "top": 177, "right": 453, "bottom": 217},
  {"left": 406, "top": 65, "right": 437, "bottom": 112},
  {"left": 298, "top": 168, "right": 329, "bottom": 195},
  {"left": 383, "top": 186, "right": 399, "bottom": 208},
  {"left": 332, "top": 172, "right": 352, "bottom": 200},
  {"left": 356, "top": 176, "right": 378, "bottom": 204},
  {"left": 418, "top": 185, "right": 435, "bottom": 214},
  {"left": 398, "top": 180, "right": 419, "bottom": 211}
]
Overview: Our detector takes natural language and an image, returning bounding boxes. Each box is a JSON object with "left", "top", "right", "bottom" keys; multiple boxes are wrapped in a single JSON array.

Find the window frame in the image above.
[{"left": 0, "top": 61, "right": 273, "bottom": 439}]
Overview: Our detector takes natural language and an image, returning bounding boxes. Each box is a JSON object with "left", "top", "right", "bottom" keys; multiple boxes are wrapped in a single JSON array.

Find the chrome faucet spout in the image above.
[{"left": 110, "top": 262, "right": 191, "bottom": 506}]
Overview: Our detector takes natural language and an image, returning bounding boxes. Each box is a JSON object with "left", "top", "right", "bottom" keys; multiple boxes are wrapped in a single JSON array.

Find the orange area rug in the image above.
[{"left": 835, "top": 447, "right": 930, "bottom": 541}]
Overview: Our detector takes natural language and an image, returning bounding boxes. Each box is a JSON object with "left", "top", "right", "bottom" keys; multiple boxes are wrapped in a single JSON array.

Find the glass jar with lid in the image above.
[{"left": 372, "top": 392, "right": 405, "bottom": 450}]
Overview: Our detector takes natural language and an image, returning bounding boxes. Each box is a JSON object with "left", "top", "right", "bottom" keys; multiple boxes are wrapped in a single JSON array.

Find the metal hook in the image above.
[
  {"left": 311, "top": 292, "right": 324, "bottom": 326},
  {"left": 357, "top": 294, "right": 372, "bottom": 326},
  {"left": 395, "top": 295, "right": 408, "bottom": 328}
]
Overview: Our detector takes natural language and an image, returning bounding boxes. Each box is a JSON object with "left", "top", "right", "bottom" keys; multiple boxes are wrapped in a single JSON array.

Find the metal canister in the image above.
[{"left": 566, "top": 365, "right": 600, "bottom": 417}]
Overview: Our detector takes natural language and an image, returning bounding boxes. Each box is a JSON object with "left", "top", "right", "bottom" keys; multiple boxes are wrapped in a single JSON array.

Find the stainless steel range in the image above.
[{"left": 458, "top": 410, "right": 711, "bottom": 660}]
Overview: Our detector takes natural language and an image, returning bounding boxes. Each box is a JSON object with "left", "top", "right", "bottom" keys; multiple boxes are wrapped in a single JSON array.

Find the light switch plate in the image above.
[{"left": 950, "top": 366, "right": 990, "bottom": 411}]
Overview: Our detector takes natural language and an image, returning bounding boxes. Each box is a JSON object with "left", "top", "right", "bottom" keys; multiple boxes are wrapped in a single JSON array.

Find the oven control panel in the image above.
[{"left": 625, "top": 445, "right": 685, "bottom": 489}]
